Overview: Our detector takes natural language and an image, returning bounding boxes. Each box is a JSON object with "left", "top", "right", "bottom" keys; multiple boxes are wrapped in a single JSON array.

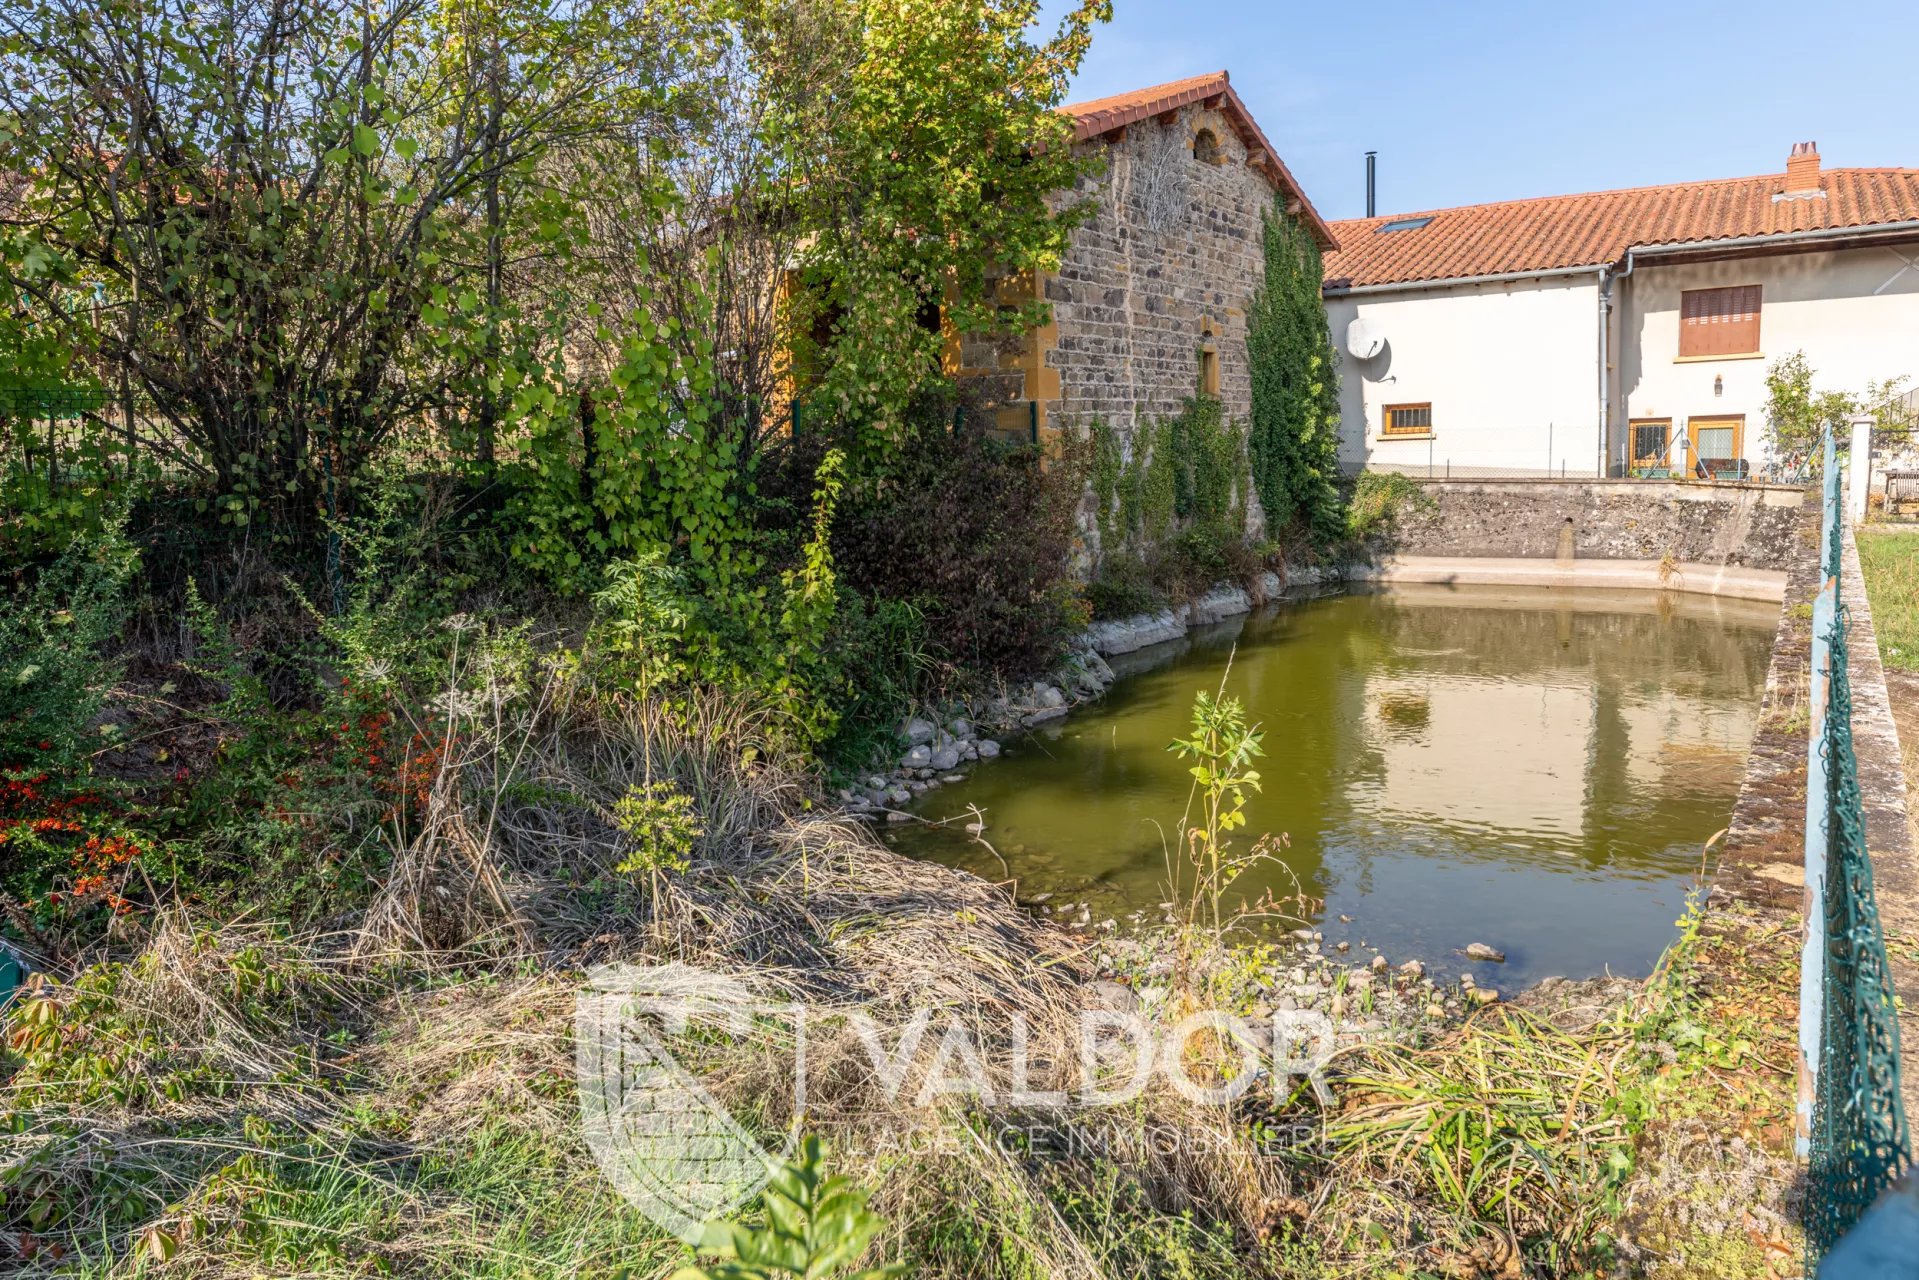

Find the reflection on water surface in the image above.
[{"left": 884, "top": 585, "right": 1776, "bottom": 987}]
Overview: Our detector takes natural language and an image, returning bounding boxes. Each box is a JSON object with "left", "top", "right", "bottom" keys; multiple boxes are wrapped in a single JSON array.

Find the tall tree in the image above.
[
  {"left": 762, "top": 0, "right": 1110, "bottom": 472},
  {"left": 570, "top": 0, "right": 1112, "bottom": 479},
  {"left": 0, "top": 0, "right": 673, "bottom": 528}
]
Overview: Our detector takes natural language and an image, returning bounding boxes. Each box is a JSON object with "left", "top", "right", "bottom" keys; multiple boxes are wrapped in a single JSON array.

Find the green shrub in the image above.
[
  {"left": 1344, "top": 470, "right": 1434, "bottom": 542},
  {"left": 613, "top": 781, "right": 703, "bottom": 878},
  {"left": 1, "top": 516, "right": 137, "bottom": 781},
  {"left": 674, "top": 1137, "right": 898, "bottom": 1280},
  {"left": 1087, "top": 396, "right": 1256, "bottom": 610},
  {"left": 816, "top": 592, "right": 933, "bottom": 770},
  {"left": 1084, "top": 556, "right": 1165, "bottom": 620},
  {"left": 0, "top": 519, "right": 146, "bottom": 914},
  {"left": 820, "top": 396, "right": 1087, "bottom": 676},
  {"left": 579, "top": 450, "right": 849, "bottom": 749}
]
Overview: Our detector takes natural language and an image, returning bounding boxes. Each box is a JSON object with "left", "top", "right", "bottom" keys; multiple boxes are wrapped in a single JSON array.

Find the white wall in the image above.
[
  {"left": 1617, "top": 243, "right": 1919, "bottom": 471},
  {"left": 1327, "top": 274, "right": 1604, "bottom": 477}
]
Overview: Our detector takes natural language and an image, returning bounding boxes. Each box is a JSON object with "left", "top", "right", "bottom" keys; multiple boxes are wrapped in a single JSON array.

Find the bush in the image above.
[
  {"left": 816, "top": 592, "right": 934, "bottom": 770},
  {"left": 1087, "top": 398, "right": 1261, "bottom": 612},
  {"left": 0, "top": 520, "right": 146, "bottom": 914},
  {"left": 1, "top": 517, "right": 137, "bottom": 780},
  {"left": 1084, "top": 556, "right": 1165, "bottom": 620},
  {"left": 1344, "top": 470, "right": 1434, "bottom": 543},
  {"left": 819, "top": 397, "right": 1088, "bottom": 676}
]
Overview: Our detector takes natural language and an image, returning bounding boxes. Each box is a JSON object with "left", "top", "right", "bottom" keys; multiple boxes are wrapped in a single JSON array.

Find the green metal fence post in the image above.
[{"left": 0, "top": 945, "right": 19, "bottom": 1008}]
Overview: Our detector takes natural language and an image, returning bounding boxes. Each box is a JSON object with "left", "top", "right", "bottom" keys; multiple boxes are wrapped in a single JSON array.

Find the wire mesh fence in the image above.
[
  {"left": 1348, "top": 421, "right": 1794, "bottom": 483},
  {"left": 1803, "top": 428, "right": 1912, "bottom": 1265},
  {"left": 1352, "top": 458, "right": 1790, "bottom": 483}
]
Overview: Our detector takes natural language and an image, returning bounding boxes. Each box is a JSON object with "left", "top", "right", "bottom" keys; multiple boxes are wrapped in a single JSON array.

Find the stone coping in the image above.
[
  {"left": 1347, "top": 555, "right": 1788, "bottom": 602},
  {"left": 1396, "top": 476, "right": 1808, "bottom": 505}
]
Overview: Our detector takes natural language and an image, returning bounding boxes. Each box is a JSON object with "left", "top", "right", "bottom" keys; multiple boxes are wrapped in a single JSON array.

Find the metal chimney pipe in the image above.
[{"left": 1365, "top": 151, "right": 1376, "bottom": 217}]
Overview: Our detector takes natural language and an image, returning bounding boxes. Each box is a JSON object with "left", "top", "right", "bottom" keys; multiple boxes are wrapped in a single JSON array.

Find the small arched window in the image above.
[{"left": 1192, "top": 128, "right": 1222, "bottom": 165}]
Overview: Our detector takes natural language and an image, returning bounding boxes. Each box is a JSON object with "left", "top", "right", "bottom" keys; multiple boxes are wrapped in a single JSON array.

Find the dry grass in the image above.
[{"left": 3, "top": 637, "right": 1789, "bottom": 1279}]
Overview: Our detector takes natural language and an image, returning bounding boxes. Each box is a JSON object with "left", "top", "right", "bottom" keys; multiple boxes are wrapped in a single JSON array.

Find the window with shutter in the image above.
[{"left": 1679, "top": 285, "right": 1762, "bottom": 358}]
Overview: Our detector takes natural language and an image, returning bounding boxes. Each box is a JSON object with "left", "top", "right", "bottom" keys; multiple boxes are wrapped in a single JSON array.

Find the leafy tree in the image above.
[
  {"left": 763, "top": 0, "right": 1111, "bottom": 474},
  {"left": 0, "top": 0, "right": 676, "bottom": 529},
  {"left": 1245, "top": 203, "right": 1342, "bottom": 543},
  {"left": 1763, "top": 352, "right": 1855, "bottom": 475},
  {"left": 1763, "top": 350, "right": 1910, "bottom": 476}
]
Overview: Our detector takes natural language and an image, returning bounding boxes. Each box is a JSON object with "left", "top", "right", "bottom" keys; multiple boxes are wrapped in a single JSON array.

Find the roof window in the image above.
[{"left": 1376, "top": 216, "right": 1434, "bottom": 233}]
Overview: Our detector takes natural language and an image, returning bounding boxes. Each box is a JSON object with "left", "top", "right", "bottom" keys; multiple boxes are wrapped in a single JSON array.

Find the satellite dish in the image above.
[{"left": 1345, "top": 317, "right": 1386, "bottom": 360}]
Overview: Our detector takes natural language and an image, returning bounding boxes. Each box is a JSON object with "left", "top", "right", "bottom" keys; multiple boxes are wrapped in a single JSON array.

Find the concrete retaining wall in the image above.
[
  {"left": 1081, "top": 479, "right": 1811, "bottom": 659},
  {"left": 1382, "top": 478, "right": 1807, "bottom": 571}
]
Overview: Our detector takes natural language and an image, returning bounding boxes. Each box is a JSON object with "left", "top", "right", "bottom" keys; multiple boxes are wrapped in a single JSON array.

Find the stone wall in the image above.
[
  {"left": 954, "top": 101, "right": 1282, "bottom": 449},
  {"left": 1380, "top": 478, "right": 1809, "bottom": 571}
]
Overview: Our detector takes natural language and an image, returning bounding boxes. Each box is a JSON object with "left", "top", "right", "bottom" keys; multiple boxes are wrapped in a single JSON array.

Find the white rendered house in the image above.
[{"left": 1322, "top": 145, "right": 1919, "bottom": 478}]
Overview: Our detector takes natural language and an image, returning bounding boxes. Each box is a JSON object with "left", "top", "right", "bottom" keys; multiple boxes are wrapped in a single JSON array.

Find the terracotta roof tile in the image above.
[
  {"left": 1323, "top": 166, "right": 1919, "bottom": 290},
  {"left": 1061, "top": 72, "right": 1336, "bottom": 250}
]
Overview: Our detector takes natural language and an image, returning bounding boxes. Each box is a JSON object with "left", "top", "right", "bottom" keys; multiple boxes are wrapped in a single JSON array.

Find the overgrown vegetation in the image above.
[
  {"left": 826, "top": 398, "right": 1090, "bottom": 677},
  {"left": 0, "top": 1, "right": 1792, "bottom": 1274},
  {"left": 0, "top": 616, "right": 1805, "bottom": 1276},
  {"left": 1342, "top": 470, "right": 1434, "bottom": 544},
  {"left": 1085, "top": 396, "right": 1262, "bottom": 616},
  {"left": 1246, "top": 207, "right": 1343, "bottom": 544}
]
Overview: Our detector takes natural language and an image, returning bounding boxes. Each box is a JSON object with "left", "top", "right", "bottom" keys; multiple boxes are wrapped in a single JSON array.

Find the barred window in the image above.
[{"left": 1383, "top": 403, "right": 1432, "bottom": 436}]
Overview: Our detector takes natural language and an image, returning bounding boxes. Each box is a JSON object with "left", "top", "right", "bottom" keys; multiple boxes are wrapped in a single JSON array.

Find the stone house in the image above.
[{"left": 952, "top": 72, "right": 1336, "bottom": 451}]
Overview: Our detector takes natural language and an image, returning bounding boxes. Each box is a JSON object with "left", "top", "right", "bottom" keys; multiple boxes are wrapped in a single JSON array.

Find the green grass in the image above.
[{"left": 1858, "top": 529, "right": 1919, "bottom": 671}]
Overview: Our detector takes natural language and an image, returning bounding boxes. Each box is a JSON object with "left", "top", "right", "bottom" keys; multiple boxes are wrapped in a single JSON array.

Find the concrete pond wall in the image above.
[
  {"left": 1083, "top": 477, "right": 1808, "bottom": 657},
  {"left": 1379, "top": 477, "right": 1806, "bottom": 569}
]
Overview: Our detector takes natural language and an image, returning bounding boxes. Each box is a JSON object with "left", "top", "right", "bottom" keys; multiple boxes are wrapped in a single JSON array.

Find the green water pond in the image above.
[{"left": 884, "top": 584, "right": 1778, "bottom": 988}]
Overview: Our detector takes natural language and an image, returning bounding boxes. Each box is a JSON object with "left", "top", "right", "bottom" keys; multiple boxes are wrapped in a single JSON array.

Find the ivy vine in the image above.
[{"left": 1247, "top": 203, "right": 1344, "bottom": 543}]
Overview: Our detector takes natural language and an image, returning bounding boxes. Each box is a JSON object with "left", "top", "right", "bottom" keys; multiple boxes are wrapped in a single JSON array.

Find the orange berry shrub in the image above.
[
  {"left": 1, "top": 520, "right": 147, "bottom": 928},
  {"left": 156, "top": 662, "right": 461, "bottom": 925},
  {"left": 148, "top": 536, "right": 482, "bottom": 923}
]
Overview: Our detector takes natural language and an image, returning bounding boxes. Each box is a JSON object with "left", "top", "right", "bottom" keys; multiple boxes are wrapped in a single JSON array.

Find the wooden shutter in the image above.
[{"left": 1679, "top": 285, "right": 1762, "bottom": 358}]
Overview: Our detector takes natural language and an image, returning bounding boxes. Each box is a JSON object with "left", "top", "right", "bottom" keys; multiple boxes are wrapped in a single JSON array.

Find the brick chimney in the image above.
[{"left": 1785, "top": 141, "right": 1822, "bottom": 194}]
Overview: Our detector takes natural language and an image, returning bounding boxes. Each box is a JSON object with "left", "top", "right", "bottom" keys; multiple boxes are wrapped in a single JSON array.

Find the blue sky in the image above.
[{"left": 1040, "top": 0, "right": 1919, "bottom": 223}]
